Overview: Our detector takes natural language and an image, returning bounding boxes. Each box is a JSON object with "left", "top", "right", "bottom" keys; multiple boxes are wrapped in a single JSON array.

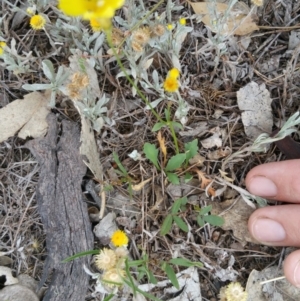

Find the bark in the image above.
[{"left": 26, "top": 114, "right": 94, "bottom": 301}]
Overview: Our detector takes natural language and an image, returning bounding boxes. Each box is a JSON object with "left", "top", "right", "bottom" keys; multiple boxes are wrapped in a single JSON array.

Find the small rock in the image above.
[
  {"left": 0, "top": 266, "right": 18, "bottom": 285},
  {"left": 0, "top": 284, "right": 39, "bottom": 301}
]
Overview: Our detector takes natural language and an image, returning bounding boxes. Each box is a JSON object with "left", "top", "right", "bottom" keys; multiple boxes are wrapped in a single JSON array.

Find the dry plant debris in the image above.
[{"left": 1, "top": 0, "right": 300, "bottom": 300}]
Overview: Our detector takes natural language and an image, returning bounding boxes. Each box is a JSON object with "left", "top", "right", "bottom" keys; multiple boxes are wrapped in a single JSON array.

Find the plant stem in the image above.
[
  {"left": 106, "top": 30, "right": 163, "bottom": 123},
  {"left": 169, "top": 122, "right": 179, "bottom": 154}
]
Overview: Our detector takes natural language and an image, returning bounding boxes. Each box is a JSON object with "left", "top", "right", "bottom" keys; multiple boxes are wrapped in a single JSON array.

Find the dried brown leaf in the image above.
[
  {"left": 157, "top": 131, "right": 167, "bottom": 165},
  {"left": 0, "top": 91, "right": 50, "bottom": 143}
]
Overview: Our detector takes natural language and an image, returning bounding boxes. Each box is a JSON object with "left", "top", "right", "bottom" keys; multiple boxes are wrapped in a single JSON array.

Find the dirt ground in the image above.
[{"left": 1, "top": 0, "right": 300, "bottom": 300}]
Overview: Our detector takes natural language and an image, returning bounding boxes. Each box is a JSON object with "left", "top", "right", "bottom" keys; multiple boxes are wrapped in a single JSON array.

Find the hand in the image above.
[{"left": 246, "top": 159, "right": 300, "bottom": 287}]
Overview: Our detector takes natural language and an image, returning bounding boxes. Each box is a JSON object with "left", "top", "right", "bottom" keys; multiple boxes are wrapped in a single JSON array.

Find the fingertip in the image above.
[{"left": 284, "top": 250, "right": 300, "bottom": 287}]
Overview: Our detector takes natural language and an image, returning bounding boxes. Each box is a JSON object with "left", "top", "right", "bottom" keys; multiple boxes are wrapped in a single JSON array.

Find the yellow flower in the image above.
[
  {"left": 179, "top": 18, "right": 186, "bottom": 25},
  {"left": 252, "top": 0, "right": 263, "bottom": 6},
  {"left": 90, "top": 18, "right": 111, "bottom": 31},
  {"left": 58, "top": 0, "right": 125, "bottom": 19},
  {"left": 167, "top": 23, "right": 174, "bottom": 31},
  {"left": 111, "top": 230, "right": 129, "bottom": 247},
  {"left": 168, "top": 68, "right": 180, "bottom": 79},
  {"left": 225, "top": 282, "right": 248, "bottom": 301},
  {"left": 94, "top": 248, "right": 117, "bottom": 270},
  {"left": 0, "top": 42, "right": 6, "bottom": 55},
  {"left": 30, "top": 14, "right": 46, "bottom": 30},
  {"left": 163, "top": 77, "right": 179, "bottom": 93},
  {"left": 102, "top": 268, "right": 125, "bottom": 287}
]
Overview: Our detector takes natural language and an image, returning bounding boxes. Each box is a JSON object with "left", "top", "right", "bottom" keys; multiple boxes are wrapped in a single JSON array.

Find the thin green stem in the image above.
[
  {"left": 168, "top": 122, "right": 179, "bottom": 154},
  {"left": 106, "top": 30, "right": 163, "bottom": 123}
]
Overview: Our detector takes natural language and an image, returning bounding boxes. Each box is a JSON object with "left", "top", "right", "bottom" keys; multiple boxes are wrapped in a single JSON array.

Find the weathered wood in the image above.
[{"left": 26, "top": 114, "right": 94, "bottom": 301}]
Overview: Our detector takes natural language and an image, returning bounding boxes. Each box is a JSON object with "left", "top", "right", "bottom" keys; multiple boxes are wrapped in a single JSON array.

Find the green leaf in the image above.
[
  {"left": 160, "top": 214, "right": 173, "bottom": 236},
  {"left": 184, "top": 172, "right": 193, "bottom": 183},
  {"left": 185, "top": 139, "right": 198, "bottom": 162},
  {"left": 171, "top": 197, "right": 187, "bottom": 214},
  {"left": 143, "top": 143, "right": 160, "bottom": 170},
  {"left": 166, "top": 172, "right": 180, "bottom": 184},
  {"left": 103, "top": 293, "right": 115, "bottom": 301},
  {"left": 169, "top": 258, "right": 203, "bottom": 268},
  {"left": 199, "top": 205, "right": 212, "bottom": 215},
  {"left": 148, "top": 270, "right": 158, "bottom": 284},
  {"left": 165, "top": 153, "right": 186, "bottom": 171},
  {"left": 162, "top": 263, "right": 179, "bottom": 289},
  {"left": 171, "top": 121, "right": 183, "bottom": 130},
  {"left": 197, "top": 215, "right": 205, "bottom": 227},
  {"left": 173, "top": 216, "right": 189, "bottom": 232},
  {"left": 164, "top": 108, "right": 171, "bottom": 121},
  {"left": 203, "top": 215, "right": 225, "bottom": 226},
  {"left": 62, "top": 249, "right": 100, "bottom": 263},
  {"left": 152, "top": 122, "right": 165, "bottom": 132},
  {"left": 169, "top": 257, "right": 194, "bottom": 267},
  {"left": 113, "top": 152, "right": 128, "bottom": 176}
]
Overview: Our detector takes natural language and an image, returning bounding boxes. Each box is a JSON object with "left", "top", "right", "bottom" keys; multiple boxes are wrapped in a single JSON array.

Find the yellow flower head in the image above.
[
  {"left": 111, "top": 230, "right": 129, "bottom": 247},
  {"left": 252, "top": 0, "right": 263, "bottom": 6},
  {"left": 94, "top": 248, "right": 117, "bottom": 270},
  {"left": 179, "top": 18, "right": 186, "bottom": 26},
  {"left": 168, "top": 68, "right": 180, "bottom": 79},
  {"left": 90, "top": 17, "right": 111, "bottom": 31},
  {"left": 225, "top": 282, "right": 248, "bottom": 301},
  {"left": 102, "top": 268, "right": 125, "bottom": 287},
  {"left": 167, "top": 23, "right": 174, "bottom": 31},
  {"left": 30, "top": 14, "right": 46, "bottom": 30},
  {"left": 58, "top": 0, "right": 125, "bottom": 20},
  {"left": 163, "top": 77, "right": 179, "bottom": 93},
  {"left": 0, "top": 42, "right": 6, "bottom": 56}
]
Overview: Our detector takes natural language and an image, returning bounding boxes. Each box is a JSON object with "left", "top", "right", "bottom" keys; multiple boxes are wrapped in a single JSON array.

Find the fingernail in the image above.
[
  {"left": 248, "top": 176, "right": 277, "bottom": 197},
  {"left": 293, "top": 261, "right": 300, "bottom": 287},
  {"left": 252, "top": 218, "right": 286, "bottom": 242}
]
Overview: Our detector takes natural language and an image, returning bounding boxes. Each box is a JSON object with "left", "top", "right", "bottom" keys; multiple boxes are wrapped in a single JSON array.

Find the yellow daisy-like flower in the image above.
[
  {"left": 163, "top": 77, "right": 179, "bottom": 93},
  {"left": 179, "top": 18, "right": 186, "bottom": 25},
  {"left": 30, "top": 14, "right": 46, "bottom": 30},
  {"left": 0, "top": 42, "right": 6, "bottom": 56},
  {"left": 225, "top": 282, "right": 248, "bottom": 301},
  {"left": 168, "top": 68, "right": 180, "bottom": 79},
  {"left": 90, "top": 17, "right": 111, "bottom": 31},
  {"left": 167, "top": 23, "right": 174, "bottom": 31},
  {"left": 94, "top": 248, "right": 117, "bottom": 270},
  {"left": 58, "top": 0, "right": 125, "bottom": 19},
  {"left": 251, "top": 0, "right": 263, "bottom": 6},
  {"left": 111, "top": 230, "right": 129, "bottom": 247},
  {"left": 102, "top": 268, "right": 125, "bottom": 287}
]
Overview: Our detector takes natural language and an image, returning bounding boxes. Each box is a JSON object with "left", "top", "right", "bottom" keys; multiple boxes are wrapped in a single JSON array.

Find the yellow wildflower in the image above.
[
  {"left": 111, "top": 230, "right": 129, "bottom": 247},
  {"left": 58, "top": 0, "right": 125, "bottom": 20},
  {"left": 163, "top": 77, "right": 179, "bottom": 92},
  {"left": 179, "top": 18, "right": 186, "bottom": 25},
  {"left": 0, "top": 42, "right": 6, "bottom": 56},
  {"left": 102, "top": 268, "right": 125, "bottom": 287},
  {"left": 252, "top": 0, "right": 263, "bottom": 6},
  {"left": 168, "top": 68, "right": 180, "bottom": 79},
  {"left": 94, "top": 248, "right": 117, "bottom": 270},
  {"left": 225, "top": 282, "right": 248, "bottom": 301},
  {"left": 90, "top": 17, "right": 111, "bottom": 31},
  {"left": 167, "top": 23, "right": 174, "bottom": 31},
  {"left": 30, "top": 14, "right": 46, "bottom": 30}
]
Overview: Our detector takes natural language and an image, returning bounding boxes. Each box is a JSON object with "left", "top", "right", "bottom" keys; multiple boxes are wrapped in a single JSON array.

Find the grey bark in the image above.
[{"left": 26, "top": 114, "right": 94, "bottom": 301}]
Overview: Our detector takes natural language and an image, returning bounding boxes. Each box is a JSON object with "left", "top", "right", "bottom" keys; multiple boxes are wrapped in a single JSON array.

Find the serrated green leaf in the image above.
[
  {"left": 165, "top": 153, "right": 186, "bottom": 171},
  {"left": 160, "top": 214, "right": 173, "bottom": 235},
  {"left": 167, "top": 172, "right": 180, "bottom": 184},
  {"left": 197, "top": 215, "right": 205, "bottom": 227},
  {"left": 185, "top": 139, "right": 198, "bottom": 162},
  {"left": 163, "top": 263, "right": 179, "bottom": 289},
  {"left": 143, "top": 143, "right": 160, "bottom": 170},
  {"left": 173, "top": 216, "right": 188, "bottom": 232},
  {"left": 199, "top": 205, "right": 212, "bottom": 215},
  {"left": 203, "top": 215, "right": 225, "bottom": 226},
  {"left": 152, "top": 122, "right": 165, "bottom": 132},
  {"left": 184, "top": 172, "right": 193, "bottom": 183}
]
